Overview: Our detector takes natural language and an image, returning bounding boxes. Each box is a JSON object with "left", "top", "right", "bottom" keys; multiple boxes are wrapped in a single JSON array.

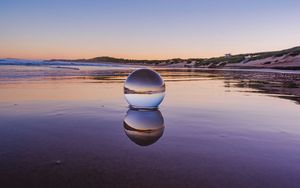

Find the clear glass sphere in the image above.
[
  {"left": 124, "top": 68, "right": 165, "bottom": 109},
  {"left": 123, "top": 109, "right": 164, "bottom": 146}
]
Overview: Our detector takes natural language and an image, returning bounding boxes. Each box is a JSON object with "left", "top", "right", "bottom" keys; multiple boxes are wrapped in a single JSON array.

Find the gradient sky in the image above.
[{"left": 1, "top": 0, "right": 300, "bottom": 60}]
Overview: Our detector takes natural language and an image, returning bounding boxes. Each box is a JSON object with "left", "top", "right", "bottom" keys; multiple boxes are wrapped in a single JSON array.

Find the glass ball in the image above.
[
  {"left": 123, "top": 109, "right": 164, "bottom": 146},
  {"left": 124, "top": 68, "right": 165, "bottom": 109}
]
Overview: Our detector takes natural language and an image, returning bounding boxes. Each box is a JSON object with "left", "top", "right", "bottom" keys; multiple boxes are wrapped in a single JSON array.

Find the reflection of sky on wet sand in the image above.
[
  {"left": 1, "top": 66, "right": 300, "bottom": 187},
  {"left": 0, "top": 80, "right": 123, "bottom": 102}
]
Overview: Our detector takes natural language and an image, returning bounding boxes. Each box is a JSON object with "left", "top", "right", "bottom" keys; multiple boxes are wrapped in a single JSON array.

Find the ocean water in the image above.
[{"left": 0, "top": 63, "right": 300, "bottom": 188}]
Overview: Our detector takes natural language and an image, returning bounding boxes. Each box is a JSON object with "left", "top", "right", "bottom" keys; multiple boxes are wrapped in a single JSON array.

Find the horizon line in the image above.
[{"left": 1, "top": 45, "right": 299, "bottom": 61}]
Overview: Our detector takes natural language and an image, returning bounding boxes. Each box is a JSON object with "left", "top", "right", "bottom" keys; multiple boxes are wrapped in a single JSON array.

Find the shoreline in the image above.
[
  {"left": 43, "top": 46, "right": 300, "bottom": 70},
  {"left": 2, "top": 46, "right": 300, "bottom": 70}
]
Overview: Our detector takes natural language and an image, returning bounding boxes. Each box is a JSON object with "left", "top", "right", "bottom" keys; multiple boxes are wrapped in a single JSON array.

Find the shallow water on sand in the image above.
[{"left": 0, "top": 65, "right": 300, "bottom": 188}]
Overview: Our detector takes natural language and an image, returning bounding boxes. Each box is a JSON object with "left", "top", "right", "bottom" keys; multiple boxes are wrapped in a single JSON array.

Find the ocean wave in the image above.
[{"left": 0, "top": 59, "right": 125, "bottom": 67}]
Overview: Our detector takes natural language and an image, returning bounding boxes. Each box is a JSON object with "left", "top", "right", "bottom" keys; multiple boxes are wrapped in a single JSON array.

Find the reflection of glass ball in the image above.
[
  {"left": 123, "top": 109, "right": 164, "bottom": 146},
  {"left": 124, "top": 68, "right": 165, "bottom": 109}
]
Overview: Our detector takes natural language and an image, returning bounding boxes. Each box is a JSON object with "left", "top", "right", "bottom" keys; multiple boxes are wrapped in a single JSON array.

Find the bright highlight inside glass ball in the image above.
[{"left": 124, "top": 68, "right": 165, "bottom": 109}]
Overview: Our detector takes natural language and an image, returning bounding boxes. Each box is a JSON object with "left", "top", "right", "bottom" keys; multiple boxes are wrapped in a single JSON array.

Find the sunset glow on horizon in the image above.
[{"left": 1, "top": 0, "right": 300, "bottom": 60}]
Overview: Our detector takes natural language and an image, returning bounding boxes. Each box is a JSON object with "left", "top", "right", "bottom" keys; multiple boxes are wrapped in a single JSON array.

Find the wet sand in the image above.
[{"left": 0, "top": 65, "right": 300, "bottom": 188}]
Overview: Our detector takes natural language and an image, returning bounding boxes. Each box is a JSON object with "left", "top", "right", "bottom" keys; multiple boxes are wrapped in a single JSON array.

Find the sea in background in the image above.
[{"left": 1, "top": 60, "right": 300, "bottom": 188}]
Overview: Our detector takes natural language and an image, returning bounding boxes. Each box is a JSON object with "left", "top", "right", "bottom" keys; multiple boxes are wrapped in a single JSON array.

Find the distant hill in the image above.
[{"left": 47, "top": 56, "right": 163, "bottom": 65}]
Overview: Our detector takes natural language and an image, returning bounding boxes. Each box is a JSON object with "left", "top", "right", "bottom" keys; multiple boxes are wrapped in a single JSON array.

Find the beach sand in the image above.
[{"left": 1, "top": 66, "right": 300, "bottom": 188}]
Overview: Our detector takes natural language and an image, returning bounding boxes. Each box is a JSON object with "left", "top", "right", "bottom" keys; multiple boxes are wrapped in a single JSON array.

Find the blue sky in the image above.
[{"left": 1, "top": 0, "right": 300, "bottom": 59}]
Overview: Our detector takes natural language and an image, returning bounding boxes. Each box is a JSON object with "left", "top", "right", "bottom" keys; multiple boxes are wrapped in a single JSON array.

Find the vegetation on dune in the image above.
[
  {"left": 246, "top": 46, "right": 300, "bottom": 61},
  {"left": 197, "top": 55, "right": 246, "bottom": 66},
  {"left": 195, "top": 46, "right": 300, "bottom": 66}
]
